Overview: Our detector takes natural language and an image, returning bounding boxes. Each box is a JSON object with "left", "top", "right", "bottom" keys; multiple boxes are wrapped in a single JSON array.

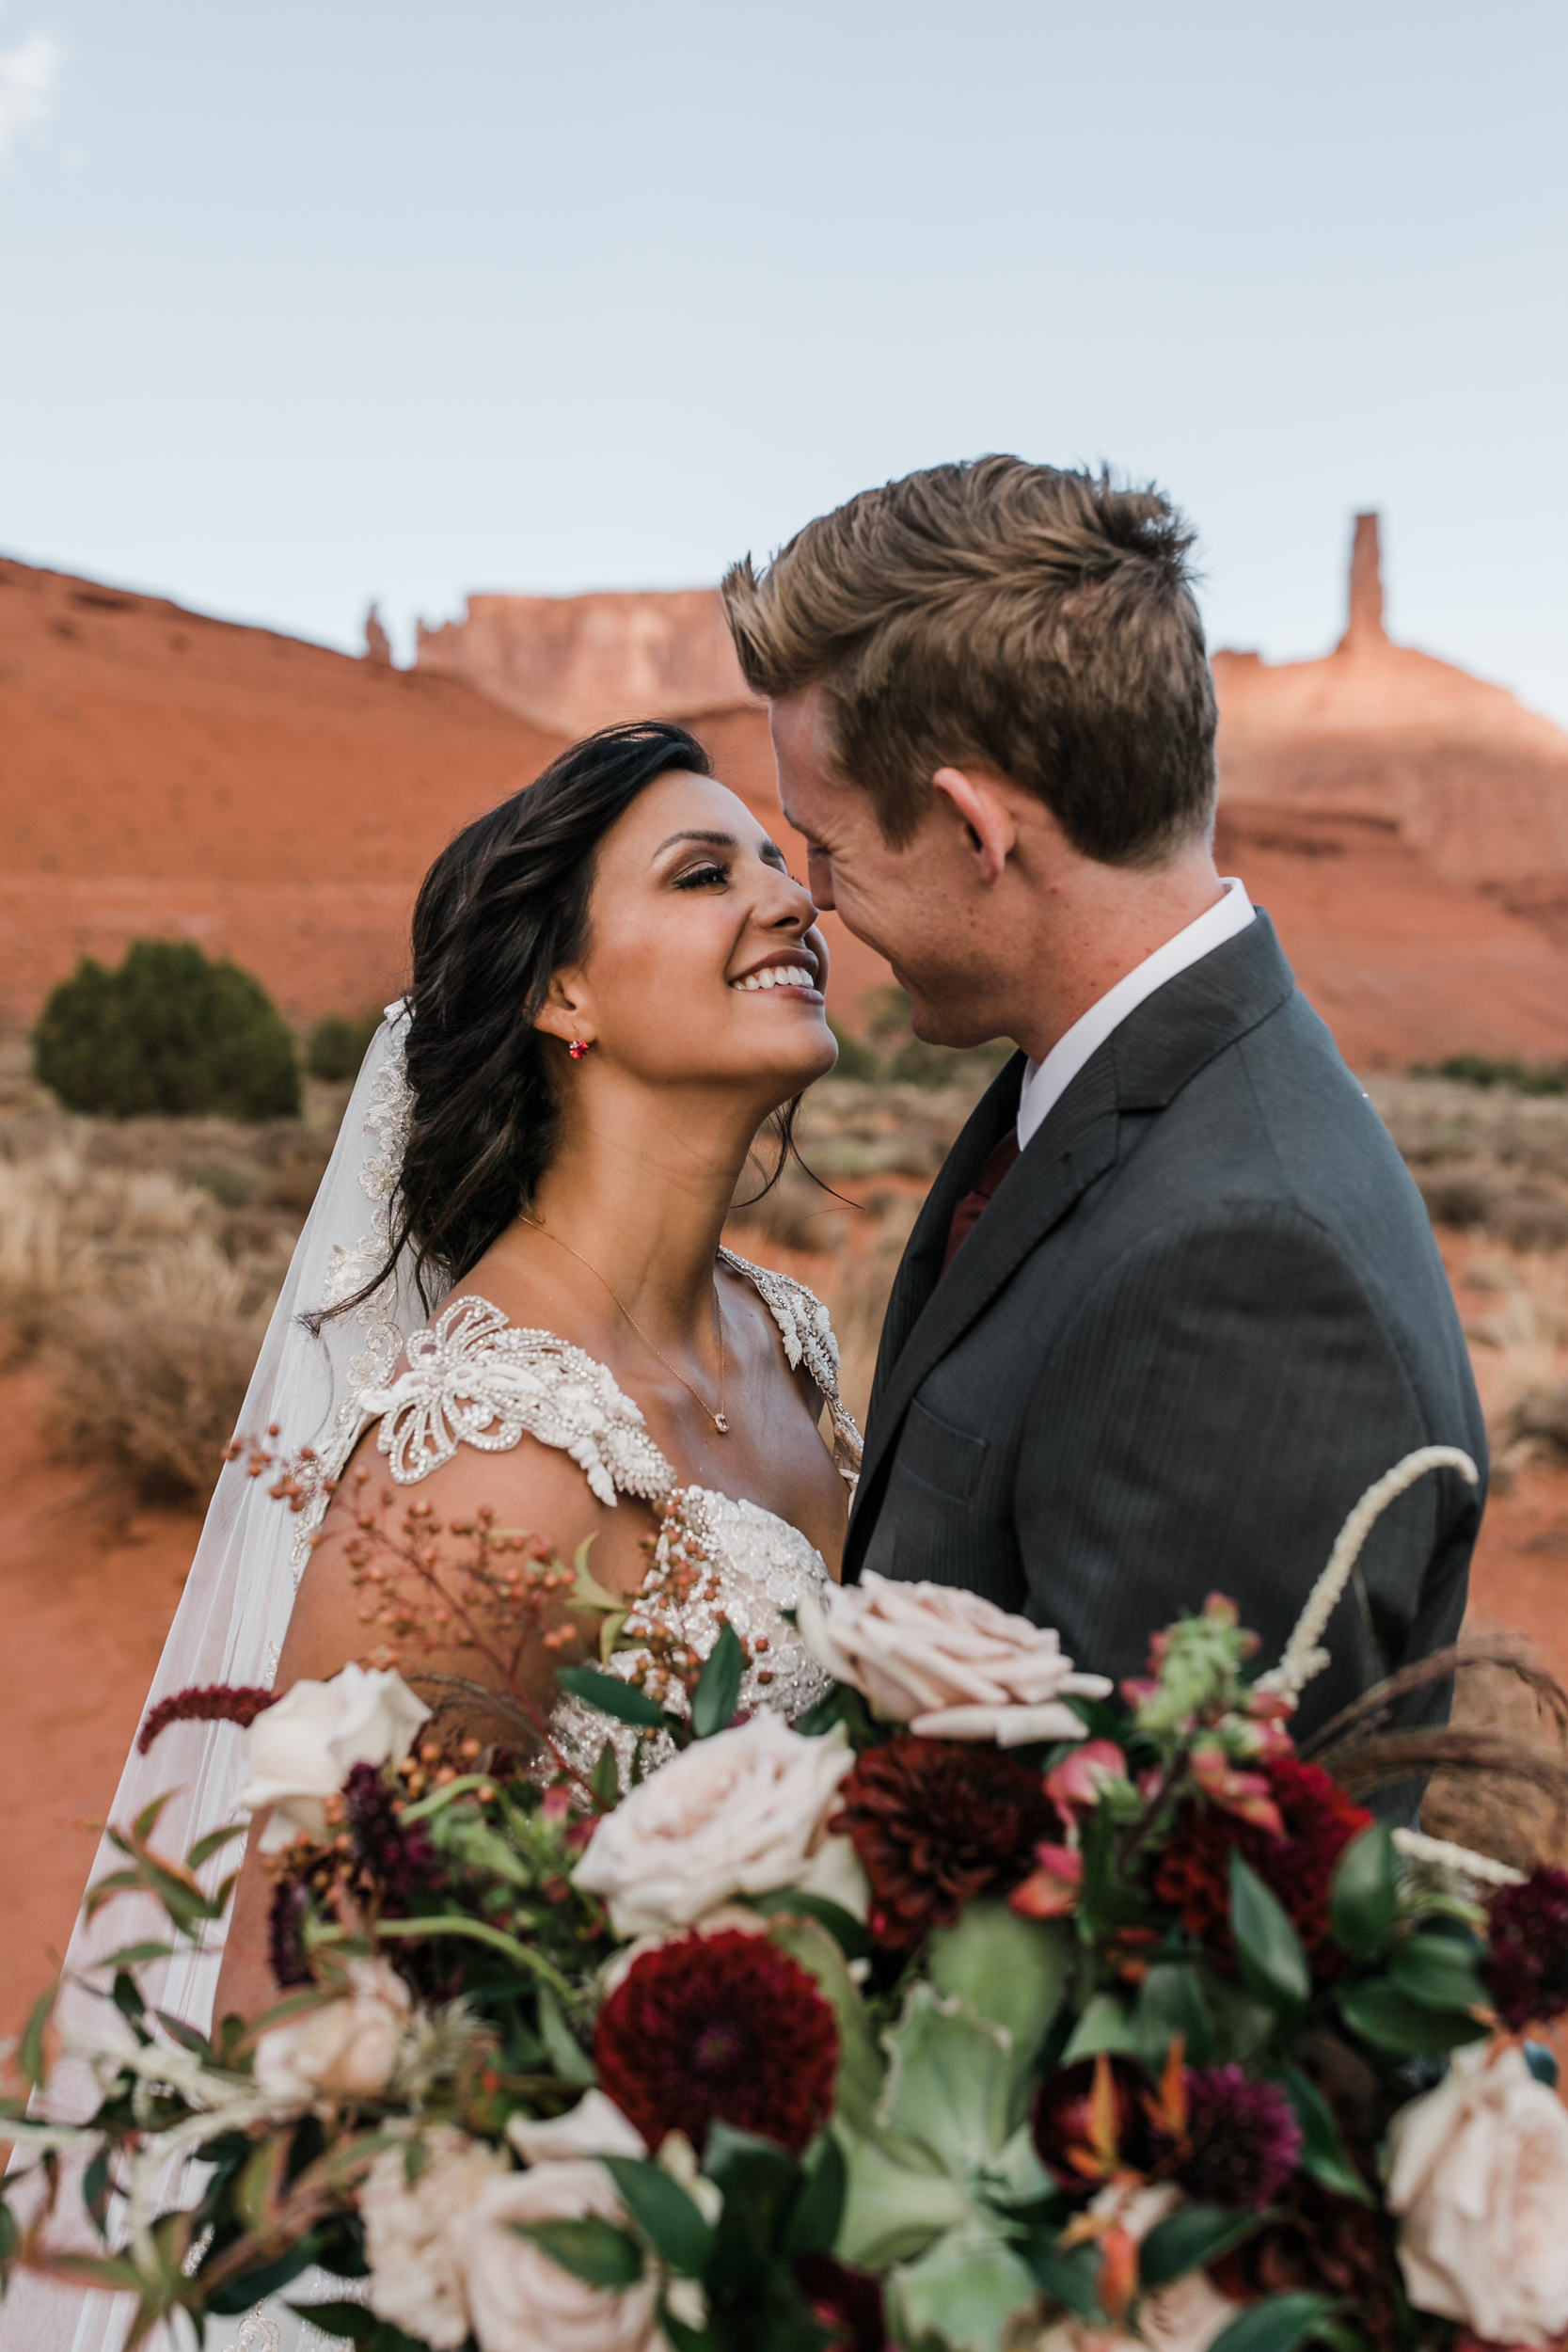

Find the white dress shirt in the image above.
[{"left": 1015, "top": 879, "right": 1255, "bottom": 1153}]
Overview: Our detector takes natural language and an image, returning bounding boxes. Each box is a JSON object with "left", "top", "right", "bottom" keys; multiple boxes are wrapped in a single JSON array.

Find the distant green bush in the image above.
[
  {"left": 1413, "top": 1053, "right": 1568, "bottom": 1097},
  {"left": 306, "top": 1009, "right": 383, "bottom": 1082},
  {"left": 826, "top": 985, "right": 1015, "bottom": 1089},
  {"left": 33, "top": 940, "right": 301, "bottom": 1120}
]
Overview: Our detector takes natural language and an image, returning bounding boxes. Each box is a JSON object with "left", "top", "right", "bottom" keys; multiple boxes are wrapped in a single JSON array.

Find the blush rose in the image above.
[
  {"left": 253, "top": 1958, "right": 410, "bottom": 2104},
  {"left": 360, "top": 2126, "right": 509, "bottom": 2351},
  {"left": 1386, "top": 2039, "right": 1568, "bottom": 2348},
  {"left": 570, "top": 1712, "right": 860, "bottom": 1937},
  {"left": 798, "top": 1571, "right": 1111, "bottom": 1744},
  {"left": 458, "top": 2159, "right": 663, "bottom": 2352}
]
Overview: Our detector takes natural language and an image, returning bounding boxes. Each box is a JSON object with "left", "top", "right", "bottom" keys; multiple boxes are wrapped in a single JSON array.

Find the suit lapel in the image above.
[{"left": 844, "top": 912, "right": 1299, "bottom": 1578}]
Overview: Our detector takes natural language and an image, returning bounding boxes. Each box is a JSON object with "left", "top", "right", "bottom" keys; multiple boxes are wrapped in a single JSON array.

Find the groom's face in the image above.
[{"left": 771, "top": 689, "right": 1000, "bottom": 1046}]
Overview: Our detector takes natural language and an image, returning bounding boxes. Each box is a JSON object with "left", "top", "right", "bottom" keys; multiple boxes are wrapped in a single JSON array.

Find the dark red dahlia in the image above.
[
  {"left": 794, "top": 2254, "right": 891, "bottom": 2352},
  {"left": 833, "top": 1736, "right": 1057, "bottom": 1949},
  {"left": 1168, "top": 2064, "right": 1303, "bottom": 2207},
  {"left": 1153, "top": 1755, "right": 1372, "bottom": 1977},
  {"left": 1032, "top": 2056, "right": 1152, "bottom": 2187},
  {"left": 594, "top": 1929, "right": 838, "bottom": 2157},
  {"left": 1484, "top": 1863, "right": 1568, "bottom": 2031}
]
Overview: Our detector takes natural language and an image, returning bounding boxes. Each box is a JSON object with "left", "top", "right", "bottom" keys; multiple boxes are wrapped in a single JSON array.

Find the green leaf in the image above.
[
  {"left": 1207, "top": 2292, "right": 1343, "bottom": 2352},
  {"left": 1133, "top": 1961, "right": 1215, "bottom": 2068},
  {"left": 691, "top": 1620, "right": 746, "bottom": 1740},
  {"left": 1230, "top": 1853, "right": 1309, "bottom": 2011},
  {"left": 603, "top": 2157, "right": 716, "bottom": 2276},
  {"left": 514, "top": 2217, "right": 644, "bottom": 2289},
  {"left": 536, "top": 1984, "right": 597, "bottom": 2086},
  {"left": 764, "top": 1915, "right": 884, "bottom": 2136},
  {"left": 784, "top": 2131, "right": 847, "bottom": 2260},
  {"left": 98, "top": 1941, "right": 174, "bottom": 1972},
  {"left": 1526, "top": 2039, "right": 1560, "bottom": 2088},
  {"left": 1386, "top": 1932, "right": 1488, "bottom": 2013},
  {"left": 19, "top": 1979, "right": 57, "bottom": 2089},
  {"left": 1062, "top": 1990, "right": 1141, "bottom": 2063},
  {"left": 187, "top": 1821, "right": 248, "bottom": 1872},
  {"left": 1140, "top": 2202, "right": 1269, "bottom": 2290},
  {"left": 656, "top": 2305, "right": 715, "bottom": 2352},
  {"left": 705, "top": 2126, "right": 805, "bottom": 2269},
  {"left": 285, "top": 2307, "right": 428, "bottom": 2352},
  {"left": 155, "top": 2011, "right": 214, "bottom": 2061},
  {"left": 1022, "top": 2233, "right": 1105, "bottom": 2318},
  {"left": 554, "top": 1665, "right": 671, "bottom": 1730},
  {"left": 1337, "top": 1979, "right": 1488, "bottom": 2057},
  {"left": 1329, "top": 1824, "right": 1400, "bottom": 1961},
  {"left": 1279, "top": 2067, "right": 1374, "bottom": 2206},
  {"left": 590, "top": 1739, "right": 621, "bottom": 1810},
  {"left": 747, "top": 1886, "right": 871, "bottom": 1962}
]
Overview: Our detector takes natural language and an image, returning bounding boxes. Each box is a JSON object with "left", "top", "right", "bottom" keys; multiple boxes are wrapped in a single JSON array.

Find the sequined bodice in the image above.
[{"left": 353, "top": 1250, "right": 861, "bottom": 1768}]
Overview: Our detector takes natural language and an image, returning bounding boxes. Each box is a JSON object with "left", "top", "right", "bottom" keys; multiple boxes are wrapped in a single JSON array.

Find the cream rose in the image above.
[
  {"left": 1386, "top": 2038, "right": 1568, "bottom": 2347},
  {"left": 238, "top": 1663, "right": 431, "bottom": 1852},
  {"left": 507, "top": 2089, "right": 648, "bottom": 2163},
  {"left": 458, "top": 2158, "right": 662, "bottom": 2352},
  {"left": 798, "top": 1571, "right": 1111, "bottom": 1744},
  {"left": 571, "top": 1712, "right": 858, "bottom": 1937},
  {"left": 360, "top": 2126, "right": 509, "bottom": 2350},
  {"left": 253, "top": 1959, "right": 411, "bottom": 2104}
]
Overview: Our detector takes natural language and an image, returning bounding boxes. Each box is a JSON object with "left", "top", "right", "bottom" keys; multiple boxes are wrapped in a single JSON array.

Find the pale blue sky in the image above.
[{"left": 4, "top": 1, "right": 1566, "bottom": 718}]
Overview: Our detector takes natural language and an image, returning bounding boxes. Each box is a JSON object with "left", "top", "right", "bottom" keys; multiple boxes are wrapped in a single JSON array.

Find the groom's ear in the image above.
[{"left": 930, "top": 768, "right": 1019, "bottom": 887}]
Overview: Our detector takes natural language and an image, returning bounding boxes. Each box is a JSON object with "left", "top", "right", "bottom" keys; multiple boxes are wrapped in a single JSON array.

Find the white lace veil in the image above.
[{"left": 4, "top": 1007, "right": 441, "bottom": 2352}]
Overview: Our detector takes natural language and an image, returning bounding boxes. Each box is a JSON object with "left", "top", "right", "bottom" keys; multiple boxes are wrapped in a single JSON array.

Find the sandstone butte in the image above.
[{"left": 6, "top": 516, "right": 1568, "bottom": 1070}]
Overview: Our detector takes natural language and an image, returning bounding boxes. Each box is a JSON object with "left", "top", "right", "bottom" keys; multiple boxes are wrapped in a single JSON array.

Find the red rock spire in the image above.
[{"left": 1338, "top": 511, "right": 1386, "bottom": 650}]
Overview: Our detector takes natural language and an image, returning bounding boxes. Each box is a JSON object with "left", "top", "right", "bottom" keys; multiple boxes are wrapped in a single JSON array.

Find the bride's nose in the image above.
[{"left": 757, "top": 863, "right": 820, "bottom": 934}]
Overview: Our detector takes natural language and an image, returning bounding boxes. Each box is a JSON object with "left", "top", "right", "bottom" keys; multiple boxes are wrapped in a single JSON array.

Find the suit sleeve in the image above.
[{"left": 1012, "top": 1200, "right": 1480, "bottom": 1745}]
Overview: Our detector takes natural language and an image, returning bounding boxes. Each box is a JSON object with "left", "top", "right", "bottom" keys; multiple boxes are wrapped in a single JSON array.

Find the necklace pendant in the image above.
[{"left": 712, "top": 1412, "right": 730, "bottom": 1435}]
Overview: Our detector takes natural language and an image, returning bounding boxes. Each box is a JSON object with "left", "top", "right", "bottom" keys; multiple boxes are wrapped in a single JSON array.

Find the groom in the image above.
[{"left": 722, "top": 457, "right": 1486, "bottom": 1746}]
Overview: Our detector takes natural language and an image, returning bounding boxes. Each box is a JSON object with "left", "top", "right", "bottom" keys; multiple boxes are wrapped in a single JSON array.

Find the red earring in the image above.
[{"left": 568, "top": 1038, "right": 590, "bottom": 1060}]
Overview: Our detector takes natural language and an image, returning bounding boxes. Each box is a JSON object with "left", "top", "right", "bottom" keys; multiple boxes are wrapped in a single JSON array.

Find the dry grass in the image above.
[{"left": 0, "top": 1107, "right": 327, "bottom": 1505}]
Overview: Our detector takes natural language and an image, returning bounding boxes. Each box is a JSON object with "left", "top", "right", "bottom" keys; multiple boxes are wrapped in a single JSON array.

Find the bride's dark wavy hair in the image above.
[{"left": 347, "top": 720, "right": 803, "bottom": 1314}]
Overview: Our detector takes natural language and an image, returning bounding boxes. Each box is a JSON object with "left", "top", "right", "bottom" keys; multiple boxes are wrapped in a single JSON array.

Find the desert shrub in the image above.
[
  {"left": 33, "top": 941, "right": 300, "bottom": 1121},
  {"left": 826, "top": 986, "right": 1015, "bottom": 1091},
  {"left": 1412, "top": 1053, "right": 1568, "bottom": 1096},
  {"left": 306, "top": 1009, "right": 382, "bottom": 1082},
  {"left": 44, "top": 1293, "right": 261, "bottom": 1506}
]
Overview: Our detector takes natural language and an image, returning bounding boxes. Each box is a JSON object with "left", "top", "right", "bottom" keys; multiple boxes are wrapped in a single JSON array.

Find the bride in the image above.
[
  {"left": 214, "top": 717, "right": 860, "bottom": 2009},
  {"left": 12, "top": 721, "right": 862, "bottom": 2352}
]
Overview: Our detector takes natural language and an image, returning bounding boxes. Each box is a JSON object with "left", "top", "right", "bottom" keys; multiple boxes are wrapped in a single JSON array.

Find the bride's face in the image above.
[{"left": 545, "top": 771, "right": 837, "bottom": 1101}]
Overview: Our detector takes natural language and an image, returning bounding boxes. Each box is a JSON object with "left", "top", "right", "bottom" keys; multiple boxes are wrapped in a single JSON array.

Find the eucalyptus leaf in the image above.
[
  {"left": 553, "top": 1665, "right": 670, "bottom": 1730},
  {"left": 1328, "top": 1824, "right": 1400, "bottom": 1961},
  {"left": 1133, "top": 1962, "right": 1214, "bottom": 2067},
  {"left": 690, "top": 1620, "right": 745, "bottom": 1740},
  {"left": 1139, "top": 2201, "right": 1269, "bottom": 2289},
  {"left": 1386, "top": 1931, "right": 1488, "bottom": 2013},
  {"left": 603, "top": 2158, "right": 715, "bottom": 2276},
  {"left": 1279, "top": 2067, "right": 1374, "bottom": 2206},
  {"left": 513, "top": 2217, "right": 644, "bottom": 2289},
  {"left": 536, "top": 1984, "right": 597, "bottom": 2085},
  {"left": 1207, "top": 2292, "right": 1342, "bottom": 2352},
  {"left": 1230, "top": 1853, "right": 1309, "bottom": 2012},
  {"left": 1337, "top": 1979, "right": 1488, "bottom": 2057},
  {"left": 1062, "top": 1990, "right": 1142, "bottom": 2064},
  {"left": 785, "top": 2131, "right": 847, "bottom": 2259}
]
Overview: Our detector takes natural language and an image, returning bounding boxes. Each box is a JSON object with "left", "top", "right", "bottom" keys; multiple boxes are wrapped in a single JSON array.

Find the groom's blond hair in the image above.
[{"left": 721, "top": 456, "right": 1217, "bottom": 864}]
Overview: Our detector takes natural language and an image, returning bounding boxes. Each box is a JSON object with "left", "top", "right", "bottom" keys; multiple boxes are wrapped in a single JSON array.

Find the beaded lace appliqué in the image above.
[{"left": 362, "top": 1295, "right": 675, "bottom": 1510}]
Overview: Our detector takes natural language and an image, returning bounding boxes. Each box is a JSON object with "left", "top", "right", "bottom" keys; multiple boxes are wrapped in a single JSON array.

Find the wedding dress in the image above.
[{"left": 4, "top": 1009, "right": 860, "bottom": 2352}]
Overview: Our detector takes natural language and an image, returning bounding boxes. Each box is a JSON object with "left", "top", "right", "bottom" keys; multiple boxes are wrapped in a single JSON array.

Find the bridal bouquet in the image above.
[{"left": 7, "top": 1470, "right": 1568, "bottom": 2352}]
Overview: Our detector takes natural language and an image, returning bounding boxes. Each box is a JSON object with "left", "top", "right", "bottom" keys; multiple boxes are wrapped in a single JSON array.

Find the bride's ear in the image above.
[{"left": 533, "top": 968, "right": 594, "bottom": 1052}]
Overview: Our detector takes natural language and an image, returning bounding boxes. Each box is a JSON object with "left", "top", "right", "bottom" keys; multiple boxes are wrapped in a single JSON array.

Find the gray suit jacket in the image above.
[{"left": 846, "top": 914, "right": 1486, "bottom": 1751}]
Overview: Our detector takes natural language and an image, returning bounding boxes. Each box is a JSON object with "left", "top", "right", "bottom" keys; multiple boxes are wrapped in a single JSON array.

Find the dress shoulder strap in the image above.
[
  {"left": 357, "top": 1294, "right": 677, "bottom": 1507},
  {"left": 719, "top": 1246, "right": 863, "bottom": 1484}
]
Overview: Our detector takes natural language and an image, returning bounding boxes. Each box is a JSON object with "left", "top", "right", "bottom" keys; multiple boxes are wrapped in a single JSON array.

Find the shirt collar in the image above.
[{"left": 1016, "top": 878, "right": 1255, "bottom": 1153}]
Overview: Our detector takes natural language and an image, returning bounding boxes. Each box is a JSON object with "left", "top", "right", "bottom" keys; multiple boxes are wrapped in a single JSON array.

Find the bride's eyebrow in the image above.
[{"left": 652, "top": 828, "right": 787, "bottom": 867}]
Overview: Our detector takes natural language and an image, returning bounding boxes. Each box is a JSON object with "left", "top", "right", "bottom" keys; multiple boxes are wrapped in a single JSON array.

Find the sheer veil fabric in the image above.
[{"left": 4, "top": 1009, "right": 442, "bottom": 2352}]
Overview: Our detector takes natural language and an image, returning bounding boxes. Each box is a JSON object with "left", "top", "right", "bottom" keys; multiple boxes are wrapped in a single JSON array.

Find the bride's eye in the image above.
[{"left": 673, "top": 861, "right": 730, "bottom": 891}]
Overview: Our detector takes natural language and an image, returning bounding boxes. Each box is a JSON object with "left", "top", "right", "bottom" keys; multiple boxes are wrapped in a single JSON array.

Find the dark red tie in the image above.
[{"left": 942, "top": 1132, "right": 1022, "bottom": 1275}]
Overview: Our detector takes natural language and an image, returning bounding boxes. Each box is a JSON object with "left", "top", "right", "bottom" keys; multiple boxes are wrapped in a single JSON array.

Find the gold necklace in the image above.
[{"left": 517, "top": 1215, "right": 731, "bottom": 1436}]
